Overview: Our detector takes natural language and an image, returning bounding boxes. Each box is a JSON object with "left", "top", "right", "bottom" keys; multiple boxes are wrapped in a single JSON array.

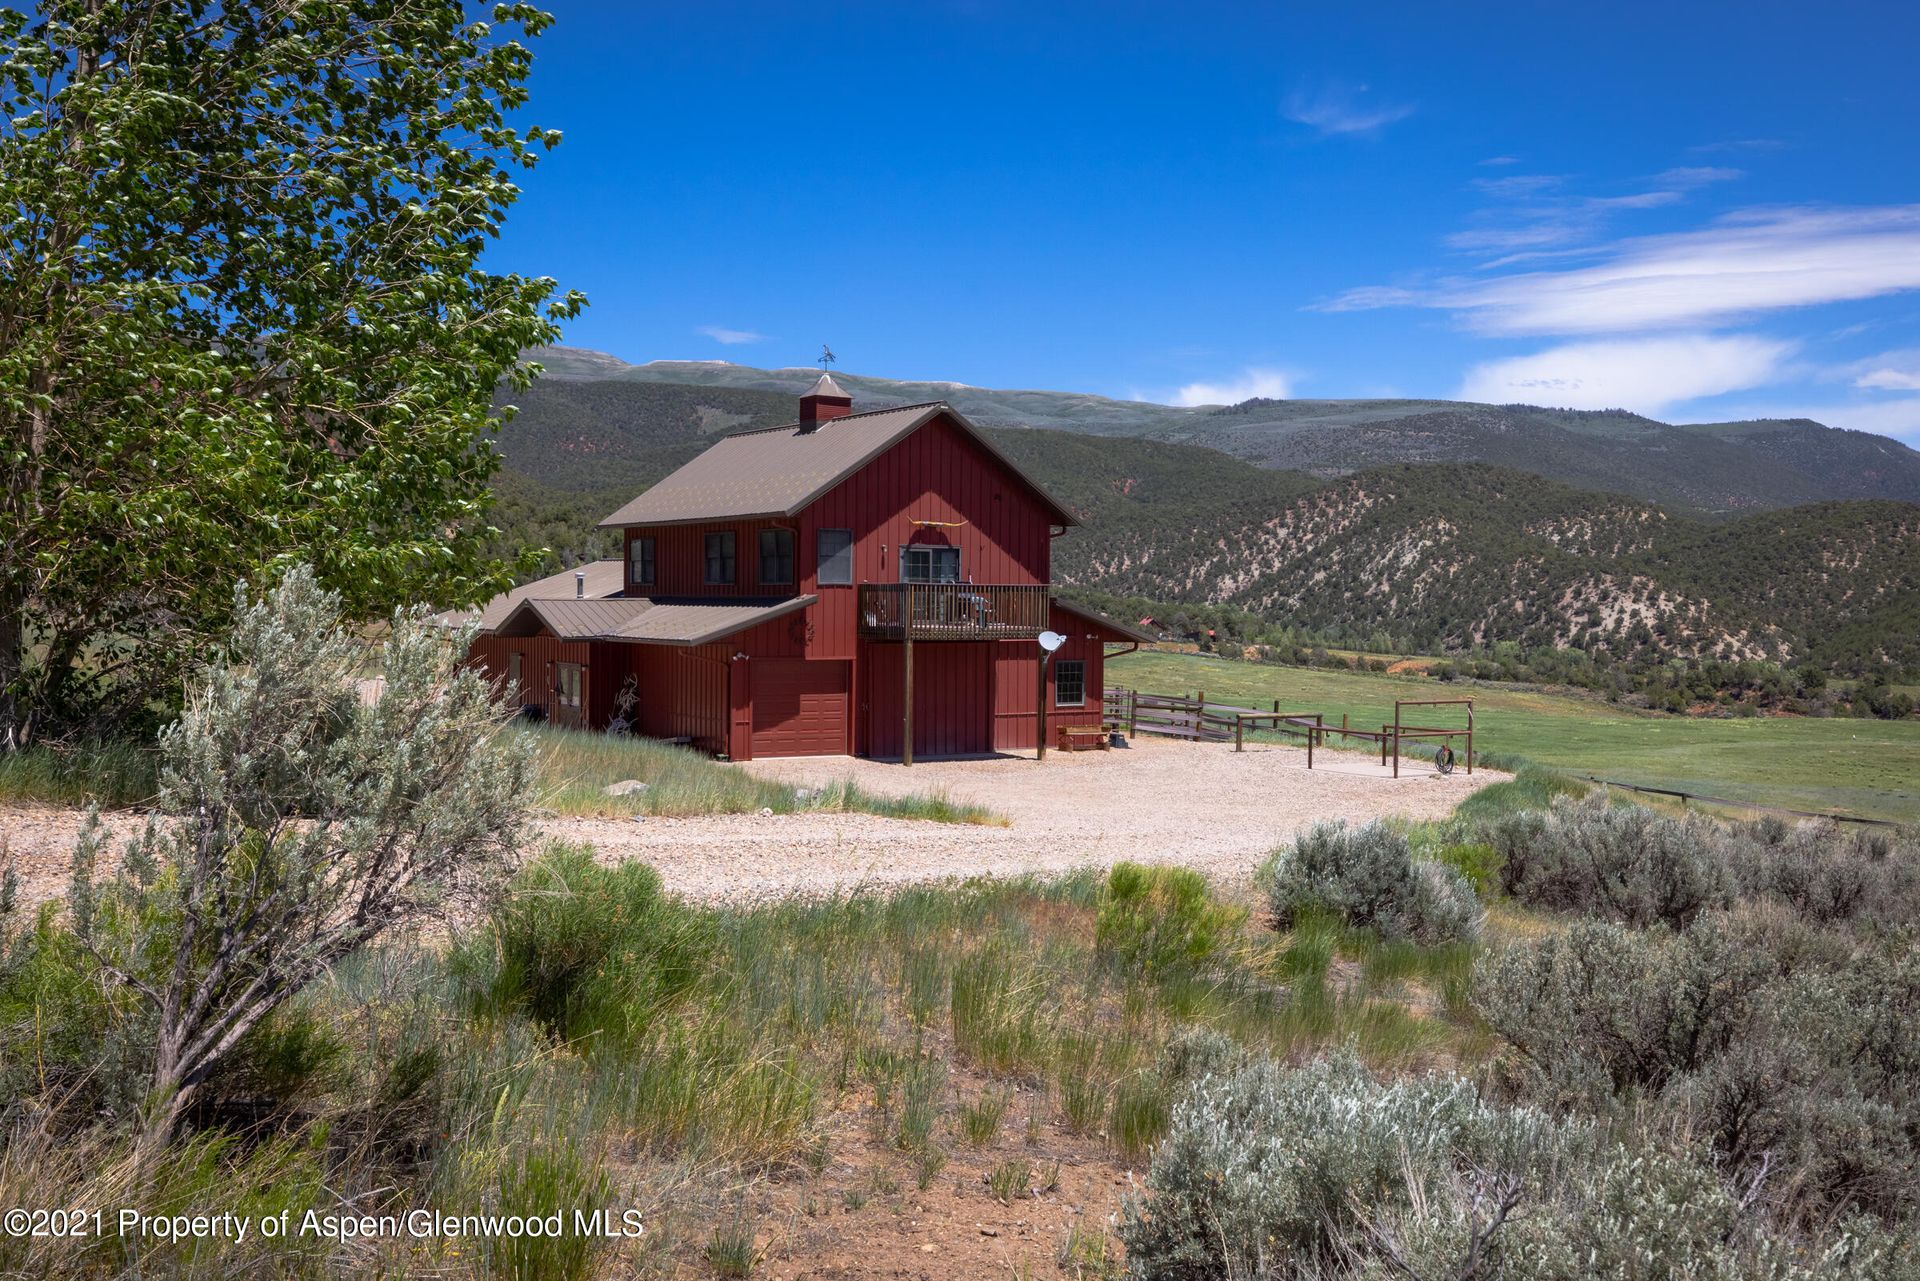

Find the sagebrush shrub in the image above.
[
  {"left": 1481, "top": 794, "right": 1733, "bottom": 927},
  {"left": 1473, "top": 916, "right": 1770, "bottom": 1101},
  {"left": 1096, "top": 862, "right": 1244, "bottom": 978},
  {"left": 1117, "top": 1051, "right": 1890, "bottom": 1281},
  {"left": 1720, "top": 818, "right": 1920, "bottom": 926},
  {"left": 1475, "top": 914, "right": 1920, "bottom": 1226},
  {"left": 1258, "top": 821, "right": 1480, "bottom": 944}
]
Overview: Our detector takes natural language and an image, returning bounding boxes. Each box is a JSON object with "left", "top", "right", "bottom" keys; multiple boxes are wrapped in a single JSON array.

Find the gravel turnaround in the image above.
[{"left": 2, "top": 738, "right": 1499, "bottom": 909}]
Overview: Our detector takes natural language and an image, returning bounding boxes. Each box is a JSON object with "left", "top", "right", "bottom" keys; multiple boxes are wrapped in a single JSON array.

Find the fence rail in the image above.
[
  {"left": 1104, "top": 686, "right": 1473, "bottom": 775},
  {"left": 858, "top": 583, "right": 1051, "bottom": 640},
  {"left": 1585, "top": 776, "right": 1902, "bottom": 828}
]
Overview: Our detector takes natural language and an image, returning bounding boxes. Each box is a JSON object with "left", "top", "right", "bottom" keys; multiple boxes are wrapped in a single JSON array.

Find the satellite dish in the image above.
[{"left": 1037, "top": 630, "right": 1066, "bottom": 654}]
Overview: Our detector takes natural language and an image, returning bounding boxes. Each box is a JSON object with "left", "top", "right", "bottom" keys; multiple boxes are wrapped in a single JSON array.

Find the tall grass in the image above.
[
  {"left": 0, "top": 739, "right": 157, "bottom": 807},
  {"left": 3, "top": 846, "right": 1489, "bottom": 1278},
  {"left": 526, "top": 727, "right": 1003, "bottom": 824}
]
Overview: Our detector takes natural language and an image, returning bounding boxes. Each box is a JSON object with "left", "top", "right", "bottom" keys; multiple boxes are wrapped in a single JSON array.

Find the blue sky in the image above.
[{"left": 493, "top": 1, "right": 1920, "bottom": 443}]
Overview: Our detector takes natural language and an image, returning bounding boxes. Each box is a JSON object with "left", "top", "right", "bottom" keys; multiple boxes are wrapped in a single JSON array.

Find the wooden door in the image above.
[{"left": 553, "top": 661, "right": 585, "bottom": 729}]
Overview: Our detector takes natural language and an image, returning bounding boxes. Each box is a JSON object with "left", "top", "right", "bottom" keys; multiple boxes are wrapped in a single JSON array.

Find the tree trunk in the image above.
[{"left": 0, "top": 587, "right": 25, "bottom": 751}]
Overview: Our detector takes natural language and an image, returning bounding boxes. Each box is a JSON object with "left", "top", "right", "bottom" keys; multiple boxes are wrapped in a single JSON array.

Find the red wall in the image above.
[
  {"left": 988, "top": 605, "right": 1115, "bottom": 751},
  {"left": 474, "top": 412, "right": 1121, "bottom": 759},
  {"left": 468, "top": 634, "right": 594, "bottom": 724},
  {"left": 621, "top": 413, "right": 1059, "bottom": 660}
]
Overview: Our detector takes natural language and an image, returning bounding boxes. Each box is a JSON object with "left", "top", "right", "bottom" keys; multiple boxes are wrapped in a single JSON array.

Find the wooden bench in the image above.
[{"left": 1057, "top": 724, "right": 1111, "bottom": 752}]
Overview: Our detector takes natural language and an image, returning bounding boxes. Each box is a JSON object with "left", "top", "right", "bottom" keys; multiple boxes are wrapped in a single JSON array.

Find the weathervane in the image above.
[{"left": 818, "top": 344, "right": 836, "bottom": 371}]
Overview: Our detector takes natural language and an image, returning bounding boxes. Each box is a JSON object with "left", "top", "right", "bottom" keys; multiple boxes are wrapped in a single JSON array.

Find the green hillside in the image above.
[
  {"left": 484, "top": 373, "right": 1920, "bottom": 695},
  {"left": 520, "top": 346, "right": 1920, "bottom": 515}
]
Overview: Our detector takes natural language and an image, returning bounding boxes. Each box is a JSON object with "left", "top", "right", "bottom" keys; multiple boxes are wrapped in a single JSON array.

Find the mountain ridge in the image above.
[
  {"left": 486, "top": 371, "right": 1920, "bottom": 683},
  {"left": 517, "top": 346, "right": 1920, "bottom": 516}
]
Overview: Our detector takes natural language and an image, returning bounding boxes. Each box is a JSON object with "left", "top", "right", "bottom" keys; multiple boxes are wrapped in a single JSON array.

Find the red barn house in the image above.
[{"left": 464, "top": 375, "right": 1150, "bottom": 761}]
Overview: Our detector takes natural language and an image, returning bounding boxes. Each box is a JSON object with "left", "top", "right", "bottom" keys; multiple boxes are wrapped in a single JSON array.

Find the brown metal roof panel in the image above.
[
  {"left": 612, "top": 595, "right": 816, "bottom": 646},
  {"left": 496, "top": 597, "right": 652, "bottom": 640},
  {"left": 597, "top": 404, "right": 941, "bottom": 527},
  {"left": 475, "top": 560, "right": 626, "bottom": 630}
]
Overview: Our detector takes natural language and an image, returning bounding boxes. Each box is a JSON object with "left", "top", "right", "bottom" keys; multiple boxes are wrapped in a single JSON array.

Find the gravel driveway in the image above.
[{"left": 2, "top": 739, "right": 1499, "bottom": 908}]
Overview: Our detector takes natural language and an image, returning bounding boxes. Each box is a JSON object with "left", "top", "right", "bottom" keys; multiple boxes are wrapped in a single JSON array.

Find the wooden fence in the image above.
[
  {"left": 1103, "top": 688, "right": 1324, "bottom": 749},
  {"left": 1104, "top": 686, "right": 1472, "bottom": 775}
]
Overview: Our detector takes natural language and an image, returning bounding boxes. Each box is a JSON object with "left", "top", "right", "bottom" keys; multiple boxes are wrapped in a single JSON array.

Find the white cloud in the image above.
[
  {"left": 1852, "top": 348, "right": 1920, "bottom": 392},
  {"left": 1479, "top": 155, "right": 1522, "bottom": 166},
  {"left": 1173, "top": 368, "right": 1294, "bottom": 406},
  {"left": 1457, "top": 334, "right": 1794, "bottom": 416},
  {"left": 1444, "top": 175, "right": 1692, "bottom": 261},
  {"left": 696, "top": 324, "right": 767, "bottom": 344},
  {"left": 1322, "top": 205, "right": 1920, "bottom": 336},
  {"left": 1282, "top": 83, "right": 1414, "bottom": 137},
  {"left": 1655, "top": 166, "right": 1744, "bottom": 188}
]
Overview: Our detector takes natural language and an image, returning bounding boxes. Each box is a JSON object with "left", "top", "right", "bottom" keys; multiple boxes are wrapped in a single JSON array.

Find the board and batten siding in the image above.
[{"left": 613, "top": 410, "right": 1068, "bottom": 760}]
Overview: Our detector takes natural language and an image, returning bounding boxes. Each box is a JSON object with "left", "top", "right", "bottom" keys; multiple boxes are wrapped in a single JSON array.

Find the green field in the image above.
[{"left": 1109, "top": 650, "right": 1920, "bottom": 823}]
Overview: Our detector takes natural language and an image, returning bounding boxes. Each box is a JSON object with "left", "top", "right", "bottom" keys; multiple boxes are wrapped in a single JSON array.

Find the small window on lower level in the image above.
[
  {"left": 1054, "top": 658, "right": 1086, "bottom": 707},
  {"left": 507, "top": 651, "right": 523, "bottom": 697}
]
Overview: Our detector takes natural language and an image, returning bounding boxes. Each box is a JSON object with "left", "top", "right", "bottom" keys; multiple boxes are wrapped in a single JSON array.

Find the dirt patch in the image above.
[{"left": 2, "top": 739, "right": 1500, "bottom": 910}]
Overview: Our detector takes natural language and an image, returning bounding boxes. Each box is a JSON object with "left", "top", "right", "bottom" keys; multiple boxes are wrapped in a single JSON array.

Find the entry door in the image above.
[
  {"left": 552, "top": 661, "right": 585, "bottom": 729},
  {"left": 864, "top": 644, "right": 992, "bottom": 759}
]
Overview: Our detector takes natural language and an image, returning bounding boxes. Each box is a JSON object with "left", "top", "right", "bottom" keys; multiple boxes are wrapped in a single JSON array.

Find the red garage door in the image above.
[{"left": 751, "top": 660, "right": 850, "bottom": 757}]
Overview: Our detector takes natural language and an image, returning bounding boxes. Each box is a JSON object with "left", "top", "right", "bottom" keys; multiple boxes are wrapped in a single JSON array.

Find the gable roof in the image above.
[
  {"left": 597, "top": 401, "right": 1078, "bottom": 529},
  {"left": 428, "top": 560, "right": 627, "bottom": 632},
  {"left": 493, "top": 594, "right": 816, "bottom": 647}
]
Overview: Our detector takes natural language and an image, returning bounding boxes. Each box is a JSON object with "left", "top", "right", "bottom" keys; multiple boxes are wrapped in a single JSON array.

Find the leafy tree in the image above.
[
  {"left": 68, "top": 567, "right": 531, "bottom": 1145},
  {"left": 0, "top": 0, "right": 583, "bottom": 745}
]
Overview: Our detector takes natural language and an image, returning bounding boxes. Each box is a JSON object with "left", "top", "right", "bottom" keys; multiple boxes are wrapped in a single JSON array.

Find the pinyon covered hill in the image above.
[{"left": 487, "top": 362, "right": 1920, "bottom": 680}]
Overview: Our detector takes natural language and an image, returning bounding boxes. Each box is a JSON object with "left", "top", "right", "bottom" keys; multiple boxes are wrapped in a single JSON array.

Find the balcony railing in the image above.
[{"left": 858, "top": 583, "right": 1050, "bottom": 640}]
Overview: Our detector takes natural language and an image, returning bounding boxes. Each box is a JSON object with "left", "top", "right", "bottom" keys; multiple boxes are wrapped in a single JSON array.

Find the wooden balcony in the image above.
[{"left": 858, "top": 583, "right": 1050, "bottom": 640}]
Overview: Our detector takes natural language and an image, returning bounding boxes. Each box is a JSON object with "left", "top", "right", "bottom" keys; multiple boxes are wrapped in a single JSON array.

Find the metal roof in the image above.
[
  {"left": 493, "top": 597, "right": 651, "bottom": 639},
  {"left": 803, "top": 372, "right": 851, "bottom": 400},
  {"left": 435, "top": 560, "right": 628, "bottom": 631},
  {"left": 613, "top": 595, "right": 815, "bottom": 645},
  {"left": 491, "top": 593, "right": 817, "bottom": 647},
  {"left": 597, "top": 401, "right": 1078, "bottom": 529}
]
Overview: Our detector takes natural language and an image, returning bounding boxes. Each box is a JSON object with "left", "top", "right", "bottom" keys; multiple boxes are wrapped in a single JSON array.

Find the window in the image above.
[
  {"left": 627, "top": 536, "right": 655, "bottom": 588},
  {"left": 900, "top": 544, "right": 961, "bottom": 583},
  {"left": 759, "top": 528, "right": 795, "bottom": 585},
  {"left": 554, "top": 662, "right": 583, "bottom": 708},
  {"left": 816, "top": 528, "right": 854, "bottom": 585},
  {"left": 507, "top": 651, "right": 523, "bottom": 697},
  {"left": 704, "top": 531, "right": 736, "bottom": 585},
  {"left": 1053, "top": 659, "right": 1086, "bottom": 708}
]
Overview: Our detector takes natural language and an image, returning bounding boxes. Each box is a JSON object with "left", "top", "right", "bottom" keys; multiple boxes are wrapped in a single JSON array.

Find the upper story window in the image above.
[
  {"left": 816, "top": 528, "right": 854, "bottom": 586},
  {"left": 900, "top": 544, "right": 961, "bottom": 583},
  {"left": 627, "top": 536, "right": 655, "bottom": 588},
  {"left": 704, "top": 531, "right": 737, "bottom": 585},
  {"left": 759, "top": 528, "right": 795, "bottom": 585}
]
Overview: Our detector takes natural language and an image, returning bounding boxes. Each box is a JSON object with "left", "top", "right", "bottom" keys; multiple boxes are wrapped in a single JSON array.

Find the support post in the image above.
[
  {"left": 1129, "top": 689, "right": 1138, "bottom": 736},
  {"left": 1036, "top": 650, "right": 1050, "bottom": 760},
  {"left": 1381, "top": 725, "right": 1390, "bottom": 768},
  {"left": 1393, "top": 702, "right": 1401, "bottom": 779},
  {"left": 903, "top": 585, "right": 914, "bottom": 768},
  {"left": 1235, "top": 715, "right": 1244, "bottom": 753},
  {"left": 1467, "top": 703, "right": 1475, "bottom": 775},
  {"left": 1307, "top": 724, "right": 1314, "bottom": 770}
]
